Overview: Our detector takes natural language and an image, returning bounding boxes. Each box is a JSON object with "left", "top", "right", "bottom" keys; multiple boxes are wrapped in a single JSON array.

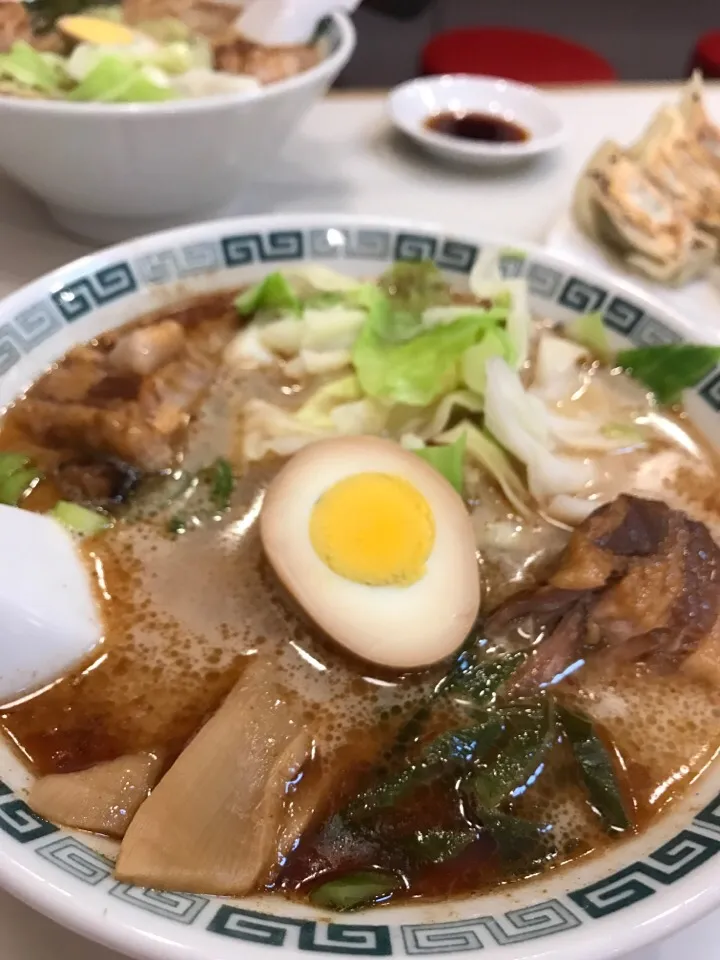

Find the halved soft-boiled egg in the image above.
[{"left": 260, "top": 436, "right": 481, "bottom": 670}]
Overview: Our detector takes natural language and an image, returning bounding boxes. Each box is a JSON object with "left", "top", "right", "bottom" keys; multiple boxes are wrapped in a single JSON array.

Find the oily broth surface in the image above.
[{"left": 0, "top": 297, "right": 718, "bottom": 900}]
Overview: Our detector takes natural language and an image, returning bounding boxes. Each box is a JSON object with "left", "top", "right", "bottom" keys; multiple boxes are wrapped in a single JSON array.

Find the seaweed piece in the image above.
[
  {"left": 347, "top": 721, "right": 505, "bottom": 819},
  {"left": 466, "top": 701, "right": 556, "bottom": 810},
  {"left": 479, "top": 810, "right": 555, "bottom": 868},
  {"left": 559, "top": 706, "right": 631, "bottom": 833},
  {"left": 446, "top": 650, "right": 527, "bottom": 705},
  {"left": 403, "top": 827, "right": 480, "bottom": 865}
]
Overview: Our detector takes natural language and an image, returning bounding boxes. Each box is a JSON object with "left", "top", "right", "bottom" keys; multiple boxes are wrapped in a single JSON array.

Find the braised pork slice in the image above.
[
  {"left": 115, "top": 658, "right": 343, "bottom": 896},
  {"left": 487, "top": 495, "right": 720, "bottom": 692},
  {"left": 9, "top": 293, "right": 236, "bottom": 474}
]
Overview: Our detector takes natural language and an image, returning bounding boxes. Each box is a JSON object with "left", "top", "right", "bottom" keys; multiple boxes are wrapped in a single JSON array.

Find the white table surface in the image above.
[{"left": 2, "top": 83, "right": 720, "bottom": 958}]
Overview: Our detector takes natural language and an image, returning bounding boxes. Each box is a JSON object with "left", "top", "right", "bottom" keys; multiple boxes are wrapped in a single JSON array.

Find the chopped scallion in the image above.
[
  {"left": 309, "top": 870, "right": 404, "bottom": 911},
  {"left": 49, "top": 500, "right": 112, "bottom": 535}
]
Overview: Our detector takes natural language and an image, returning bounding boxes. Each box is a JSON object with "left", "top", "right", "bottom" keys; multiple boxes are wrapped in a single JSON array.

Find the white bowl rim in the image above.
[
  {"left": 0, "top": 10, "right": 354, "bottom": 117},
  {"left": 0, "top": 212, "right": 718, "bottom": 960},
  {"left": 388, "top": 74, "right": 566, "bottom": 158}
]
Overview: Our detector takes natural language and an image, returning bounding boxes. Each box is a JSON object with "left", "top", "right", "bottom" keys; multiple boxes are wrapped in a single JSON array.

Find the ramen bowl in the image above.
[
  {"left": 0, "top": 13, "right": 355, "bottom": 244},
  {"left": 0, "top": 213, "right": 719, "bottom": 960}
]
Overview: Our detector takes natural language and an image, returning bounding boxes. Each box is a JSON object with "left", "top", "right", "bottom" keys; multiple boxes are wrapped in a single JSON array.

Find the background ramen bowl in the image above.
[
  {"left": 0, "top": 213, "right": 719, "bottom": 960},
  {"left": 0, "top": 13, "right": 354, "bottom": 244}
]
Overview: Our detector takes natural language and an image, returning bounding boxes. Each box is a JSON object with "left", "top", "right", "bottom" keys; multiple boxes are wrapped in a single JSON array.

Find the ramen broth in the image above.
[{"left": 1, "top": 283, "right": 720, "bottom": 906}]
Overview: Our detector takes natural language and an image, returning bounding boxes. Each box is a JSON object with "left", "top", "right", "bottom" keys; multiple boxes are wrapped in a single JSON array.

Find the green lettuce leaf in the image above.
[
  {"left": 414, "top": 433, "right": 466, "bottom": 493},
  {"left": 616, "top": 344, "right": 720, "bottom": 404}
]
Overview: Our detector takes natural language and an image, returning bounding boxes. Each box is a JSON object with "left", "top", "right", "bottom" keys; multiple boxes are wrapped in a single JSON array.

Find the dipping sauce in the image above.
[{"left": 425, "top": 111, "right": 529, "bottom": 144}]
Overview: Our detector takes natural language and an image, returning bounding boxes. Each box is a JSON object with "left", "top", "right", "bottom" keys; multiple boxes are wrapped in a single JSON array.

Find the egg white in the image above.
[{"left": 260, "top": 436, "right": 481, "bottom": 670}]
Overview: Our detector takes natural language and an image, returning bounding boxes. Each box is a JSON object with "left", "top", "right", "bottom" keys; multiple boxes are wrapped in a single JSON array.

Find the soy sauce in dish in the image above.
[{"left": 425, "top": 111, "right": 529, "bottom": 144}]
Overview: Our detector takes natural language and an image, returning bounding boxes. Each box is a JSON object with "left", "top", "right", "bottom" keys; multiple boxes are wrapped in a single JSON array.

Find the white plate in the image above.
[{"left": 388, "top": 75, "right": 566, "bottom": 167}]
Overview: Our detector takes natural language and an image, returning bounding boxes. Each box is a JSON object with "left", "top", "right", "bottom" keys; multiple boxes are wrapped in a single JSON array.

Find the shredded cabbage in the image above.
[
  {"left": 235, "top": 273, "right": 301, "bottom": 318},
  {"left": 242, "top": 376, "right": 388, "bottom": 461},
  {"left": 353, "top": 311, "right": 502, "bottom": 407},
  {"left": 242, "top": 400, "right": 334, "bottom": 461},
  {"left": 0, "top": 42, "right": 66, "bottom": 93},
  {"left": 414, "top": 433, "right": 466, "bottom": 494},
  {"left": 469, "top": 258, "right": 531, "bottom": 369},
  {"left": 301, "top": 307, "right": 367, "bottom": 351},
  {"left": 412, "top": 390, "right": 484, "bottom": 440},
  {"left": 461, "top": 328, "right": 513, "bottom": 395},
  {"left": 532, "top": 333, "right": 590, "bottom": 399},
  {"left": 484, "top": 357, "right": 595, "bottom": 499},
  {"left": 547, "top": 494, "right": 601, "bottom": 525},
  {"left": 436, "top": 421, "right": 534, "bottom": 519},
  {"left": 566, "top": 312, "right": 613, "bottom": 364},
  {"left": 288, "top": 265, "right": 362, "bottom": 294},
  {"left": 295, "top": 377, "right": 362, "bottom": 428},
  {"left": 285, "top": 349, "right": 352, "bottom": 378},
  {"left": 67, "top": 56, "right": 174, "bottom": 102}
]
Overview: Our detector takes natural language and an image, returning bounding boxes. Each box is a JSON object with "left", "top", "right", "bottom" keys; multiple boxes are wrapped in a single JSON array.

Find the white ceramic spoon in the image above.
[
  {"left": 0, "top": 505, "right": 102, "bottom": 706},
  {"left": 235, "top": 0, "right": 361, "bottom": 46}
]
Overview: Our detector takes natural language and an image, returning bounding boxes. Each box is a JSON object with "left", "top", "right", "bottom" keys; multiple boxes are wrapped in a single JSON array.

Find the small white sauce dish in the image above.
[{"left": 389, "top": 74, "right": 566, "bottom": 167}]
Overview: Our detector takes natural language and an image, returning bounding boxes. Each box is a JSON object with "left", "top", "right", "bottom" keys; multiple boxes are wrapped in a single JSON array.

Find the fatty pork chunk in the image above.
[
  {"left": 11, "top": 294, "right": 236, "bottom": 475},
  {"left": 487, "top": 495, "right": 720, "bottom": 692}
]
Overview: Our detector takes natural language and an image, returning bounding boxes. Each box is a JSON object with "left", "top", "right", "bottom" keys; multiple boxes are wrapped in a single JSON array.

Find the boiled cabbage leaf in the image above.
[
  {"left": 484, "top": 357, "right": 596, "bottom": 499},
  {"left": 353, "top": 301, "right": 504, "bottom": 406},
  {"left": 566, "top": 312, "right": 613, "bottom": 363},
  {"left": 67, "top": 56, "right": 174, "bottom": 102},
  {"left": 0, "top": 42, "right": 65, "bottom": 93},
  {"left": 461, "top": 328, "right": 513, "bottom": 395},
  {"left": 436, "top": 421, "right": 534, "bottom": 519},
  {"left": 414, "top": 433, "right": 466, "bottom": 494},
  {"left": 235, "top": 273, "right": 302, "bottom": 318}
]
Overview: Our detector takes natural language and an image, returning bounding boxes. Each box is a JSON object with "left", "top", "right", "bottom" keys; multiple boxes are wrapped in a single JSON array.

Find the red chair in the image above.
[
  {"left": 421, "top": 28, "right": 617, "bottom": 85},
  {"left": 690, "top": 32, "right": 720, "bottom": 78}
]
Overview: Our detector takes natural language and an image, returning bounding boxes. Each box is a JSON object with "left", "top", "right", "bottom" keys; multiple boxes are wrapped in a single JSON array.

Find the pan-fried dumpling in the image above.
[
  {"left": 629, "top": 101, "right": 720, "bottom": 237},
  {"left": 679, "top": 70, "right": 720, "bottom": 167},
  {"left": 572, "top": 141, "right": 717, "bottom": 285}
]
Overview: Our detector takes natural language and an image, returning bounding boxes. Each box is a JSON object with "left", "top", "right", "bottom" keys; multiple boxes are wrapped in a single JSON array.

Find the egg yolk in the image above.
[
  {"left": 58, "top": 16, "right": 137, "bottom": 46},
  {"left": 309, "top": 472, "right": 435, "bottom": 587}
]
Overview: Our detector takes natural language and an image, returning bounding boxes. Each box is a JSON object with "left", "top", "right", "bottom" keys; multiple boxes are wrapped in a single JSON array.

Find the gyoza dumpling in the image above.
[
  {"left": 678, "top": 70, "right": 720, "bottom": 167},
  {"left": 573, "top": 140, "right": 717, "bottom": 285},
  {"left": 629, "top": 78, "right": 720, "bottom": 239},
  {"left": 628, "top": 107, "right": 718, "bottom": 228}
]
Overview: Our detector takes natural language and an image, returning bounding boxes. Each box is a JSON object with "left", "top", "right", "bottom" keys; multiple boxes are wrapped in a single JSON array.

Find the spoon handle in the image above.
[{"left": 237, "top": 0, "right": 361, "bottom": 46}]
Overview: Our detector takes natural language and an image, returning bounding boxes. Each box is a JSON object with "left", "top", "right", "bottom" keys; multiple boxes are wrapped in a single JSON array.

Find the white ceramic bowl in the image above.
[
  {"left": 0, "top": 214, "right": 719, "bottom": 960},
  {"left": 389, "top": 75, "right": 566, "bottom": 166},
  {"left": 0, "top": 13, "right": 355, "bottom": 244}
]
